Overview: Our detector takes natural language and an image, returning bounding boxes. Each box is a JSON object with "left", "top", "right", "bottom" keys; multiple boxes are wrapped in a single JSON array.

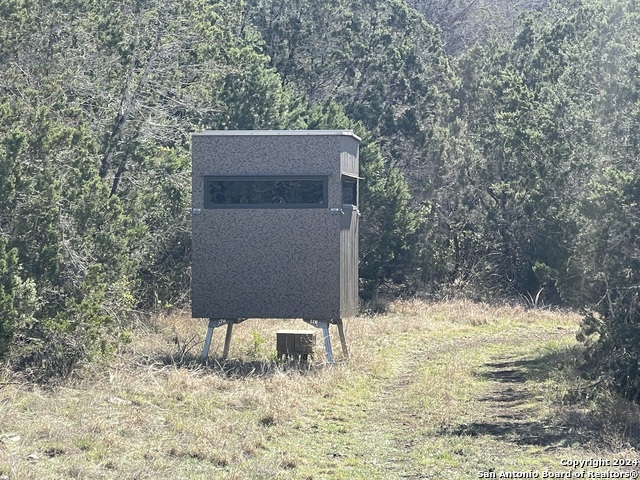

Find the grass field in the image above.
[{"left": 1, "top": 301, "right": 639, "bottom": 479}]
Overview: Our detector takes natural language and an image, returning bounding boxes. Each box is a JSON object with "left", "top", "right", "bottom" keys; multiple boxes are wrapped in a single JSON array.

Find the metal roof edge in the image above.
[{"left": 192, "top": 129, "right": 361, "bottom": 142}]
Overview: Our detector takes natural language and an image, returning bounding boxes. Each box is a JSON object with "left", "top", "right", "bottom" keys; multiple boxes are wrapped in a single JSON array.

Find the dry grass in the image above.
[{"left": 0, "top": 301, "right": 638, "bottom": 479}]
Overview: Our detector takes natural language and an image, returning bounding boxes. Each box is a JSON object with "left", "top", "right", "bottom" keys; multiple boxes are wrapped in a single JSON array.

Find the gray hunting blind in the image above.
[{"left": 191, "top": 130, "right": 360, "bottom": 363}]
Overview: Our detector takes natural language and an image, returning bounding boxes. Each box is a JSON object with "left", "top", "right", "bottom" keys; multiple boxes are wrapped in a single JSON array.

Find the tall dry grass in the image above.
[{"left": 0, "top": 301, "right": 638, "bottom": 479}]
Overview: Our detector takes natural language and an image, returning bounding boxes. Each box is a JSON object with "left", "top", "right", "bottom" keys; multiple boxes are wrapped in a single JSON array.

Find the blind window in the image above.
[{"left": 205, "top": 176, "right": 328, "bottom": 209}]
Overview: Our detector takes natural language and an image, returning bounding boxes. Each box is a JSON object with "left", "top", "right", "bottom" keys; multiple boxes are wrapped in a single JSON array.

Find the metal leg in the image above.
[
  {"left": 200, "top": 318, "right": 217, "bottom": 363},
  {"left": 201, "top": 318, "right": 245, "bottom": 363},
  {"left": 335, "top": 319, "right": 349, "bottom": 358},
  {"left": 320, "top": 321, "right": 334, "bottom": 365},
  {"left": 304, "top": 318, "right": 343, "bottom": 365},
  {"left": 222, "top": 321, "right": 234, "bottom": 360}
]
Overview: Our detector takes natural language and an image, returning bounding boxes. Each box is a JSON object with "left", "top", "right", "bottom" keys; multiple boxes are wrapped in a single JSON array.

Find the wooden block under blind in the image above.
[{"left": 277, "top": 330, "right": 316, "bottom": 355}]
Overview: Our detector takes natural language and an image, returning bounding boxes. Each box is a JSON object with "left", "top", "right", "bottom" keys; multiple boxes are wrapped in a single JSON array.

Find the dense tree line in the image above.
[
  {"left": 0, "top": 0, "right": 638, "bottom": 400},
  {"left": 448, "top": 0, "right": 640, "bottom": 400}
]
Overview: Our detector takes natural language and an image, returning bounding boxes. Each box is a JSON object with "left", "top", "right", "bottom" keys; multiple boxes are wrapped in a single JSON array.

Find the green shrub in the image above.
[
  {"left": 0, "top": 238, "right": 20, "bottom": 360},
  {"left": 576, "top": 169, "right": 640, "bottom": 402}
]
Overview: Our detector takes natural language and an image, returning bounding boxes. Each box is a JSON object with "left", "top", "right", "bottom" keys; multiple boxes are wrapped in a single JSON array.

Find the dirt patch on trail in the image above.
[
  {"left": 446, "top": 344, "right": 590, "bottom": 449},
  {"left": 353, "top": 343, "right": 433, "bottom": 479}
]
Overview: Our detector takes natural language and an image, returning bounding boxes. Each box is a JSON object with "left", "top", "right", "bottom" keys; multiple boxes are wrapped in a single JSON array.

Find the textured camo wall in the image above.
[{"left": 191, "top": 131, "right": 360, "bottom": 320}]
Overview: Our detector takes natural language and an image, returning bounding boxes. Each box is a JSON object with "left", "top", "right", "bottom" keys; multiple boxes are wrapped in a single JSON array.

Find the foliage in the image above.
[
  {"left": 561, "top": 0, "right": 640, "bottom": 399},
  {"left": 0, "top": 238, "right": 20, "bottom": 359},
  {"left": 408, "top": 0, "right": 549, "bottom": 55},
  {"left": 0, "top": 0, "right": 300, "bottom": 379},
  {"left": 576, "top": 169, "right": 640, "bottom": 401},
  {"left": 1, "top": 0, "right": 639, "bottom": 398},
  {"left": 442, "top": 0, "right": 640, "bottom": 400}
]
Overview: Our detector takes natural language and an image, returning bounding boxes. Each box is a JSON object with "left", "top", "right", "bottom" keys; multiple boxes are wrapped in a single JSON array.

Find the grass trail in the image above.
[{"left": 1, "top": 301, "right": 638, "bottom": 479}]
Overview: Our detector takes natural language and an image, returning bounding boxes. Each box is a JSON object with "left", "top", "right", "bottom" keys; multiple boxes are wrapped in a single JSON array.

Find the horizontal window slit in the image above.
[{"left": 204, "top": 176, "right": 328, "bottom": 209}]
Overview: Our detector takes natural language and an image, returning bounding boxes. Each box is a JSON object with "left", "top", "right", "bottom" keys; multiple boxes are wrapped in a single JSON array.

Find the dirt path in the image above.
[
  {"left": 353, "top": 327, "right": 582, "bottom": 479},
  {"left": 448, "top": 328, "right": 582, "bottom": 450},
  {"left": 351, "top": 338, "right": 437, "bottom": 479}
]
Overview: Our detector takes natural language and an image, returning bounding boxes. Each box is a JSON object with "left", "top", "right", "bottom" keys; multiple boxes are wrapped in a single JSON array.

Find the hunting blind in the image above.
[{"left": 191, "top": 130, "right": 360, "bottom": 363}]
